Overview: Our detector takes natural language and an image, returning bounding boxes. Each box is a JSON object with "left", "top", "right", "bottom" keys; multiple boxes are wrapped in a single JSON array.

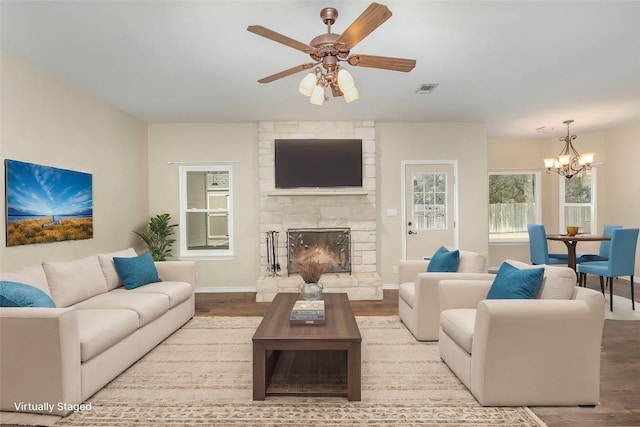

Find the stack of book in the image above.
[{"left": 290, "top": 300, "right": 325, "bottom": 325}]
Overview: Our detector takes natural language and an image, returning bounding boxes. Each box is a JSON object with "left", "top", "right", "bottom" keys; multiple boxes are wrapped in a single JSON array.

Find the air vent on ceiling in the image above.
[
  {"left": 536, "top": 126, "right": 558, "bottom": 134},
  {"left": 415, "top": 83, "right": 439, "bottom": 94}
]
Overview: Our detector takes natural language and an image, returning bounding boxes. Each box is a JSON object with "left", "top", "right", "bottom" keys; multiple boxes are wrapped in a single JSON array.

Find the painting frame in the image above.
[{"left": 4, "top": 159, "right": 93, "bottom": 247}]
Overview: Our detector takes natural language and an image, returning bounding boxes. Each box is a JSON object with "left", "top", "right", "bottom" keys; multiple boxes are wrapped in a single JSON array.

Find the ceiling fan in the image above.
[{"left": 247, "top": 2, "right": 416, "bottom": 103}]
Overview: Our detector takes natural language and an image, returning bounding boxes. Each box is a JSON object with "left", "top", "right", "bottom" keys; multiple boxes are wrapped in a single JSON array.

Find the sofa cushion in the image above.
[
  {"left": 0, "top": 281, "right": 56, "bottom": 308},
  {"left": 98, "top": 248, "right": 138, "bottom": 290},
  {"left": 506, "top": 260, "right": 576, "bottom": 300},
  {"left": 487, "top": 262, "right": 544, "bottom": 300},
  {"left": 113, "top": 253, "right": 162, "bottom": 290},
  {"left": 112, "top": 281, "right": 192, "bottom": 308},
  {"left": 440, "top": 308, "right": 476, "bottom": 354},
  {"left": 457, "top": 250, "right": 488, "bottom": 273},
  {"left": 43, "top": 256, "right": 109, "bottom": 308},
  {"left": 72, "top": 292, "right": 170, "bottom": 327},
  {"left": 0, "top": 264, "right": 52, "bottom": 297},
  {"left": 398, "top": 282, "right": 415, "bottom": 309},
  {"left": 427, "top": 247, "right": 460, "bottom": 272},
  {"left": 76, "top": 309, "right": 139, "bottom": 362}
]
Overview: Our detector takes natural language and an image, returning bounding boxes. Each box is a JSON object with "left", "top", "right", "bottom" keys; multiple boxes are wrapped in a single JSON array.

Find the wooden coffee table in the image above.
[{"left": 252, "top": 292, "right": 361, "bottom": 401}]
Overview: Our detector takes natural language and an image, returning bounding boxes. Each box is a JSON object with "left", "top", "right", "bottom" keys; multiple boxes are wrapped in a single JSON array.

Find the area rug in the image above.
[
  {"left": 604, "top": 294, "right": 640, "bottom": 321},
  {"left": 14, "top": 316, "right": 545, "bottom": 427}
]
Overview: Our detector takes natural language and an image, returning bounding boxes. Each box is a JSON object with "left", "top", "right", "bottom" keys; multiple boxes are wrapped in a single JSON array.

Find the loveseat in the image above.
[
  {"left": 438, "top": 260, "right": 605, "bottom": 406},
  {"left": 398, "top": 249, "right": 493, "bottom": 341},
  {"left": 0, "top": 248, "right": 195, "bottom": 415}
]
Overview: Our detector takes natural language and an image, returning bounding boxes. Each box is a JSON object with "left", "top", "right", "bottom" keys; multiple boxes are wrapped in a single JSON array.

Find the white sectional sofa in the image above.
[{"left": 0, "top": 248, "right": 195, "bottom": 415}]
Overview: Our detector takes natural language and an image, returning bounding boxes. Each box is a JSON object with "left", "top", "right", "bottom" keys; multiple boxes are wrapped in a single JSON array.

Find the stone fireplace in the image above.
[
  {"left": 256, "top": 121, "right": 382, "bottom": 302},
  {"left": 287, "top": 228, "right": 351, "bottom": 276}
]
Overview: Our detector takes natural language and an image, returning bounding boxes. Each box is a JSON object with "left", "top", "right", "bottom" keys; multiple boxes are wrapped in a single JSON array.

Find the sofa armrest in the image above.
[
  {"left": 398, "top": 260, "right": 429, "bottom": 284},
  {"left": 438, "top": 279, "right": 494, "bottom": 311},
  {"left": 155, "top": 261, "right": 196, "bottom": 287},
  {"left": 470, "top": 290, "right": 605, "bottom": 405},
  {"left": 0, "top": 307, "right": 81, "bottom": 415}
]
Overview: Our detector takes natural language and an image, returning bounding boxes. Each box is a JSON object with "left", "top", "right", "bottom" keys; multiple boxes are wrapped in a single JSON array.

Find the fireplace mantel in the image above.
[
  {"left": 257, "top": 121, "right": 382, "bottom": 302},
  {"left": 267, "top": 189, "right": 369, "bottom": 197}
]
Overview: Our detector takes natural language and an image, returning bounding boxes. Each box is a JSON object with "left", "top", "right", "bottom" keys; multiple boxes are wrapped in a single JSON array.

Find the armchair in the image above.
[
  {"left": 438, "top": 262, "right": 605, "bottom": 406},
  {"left": 398, "top": 250, "right": 492, "bottom": 341}
]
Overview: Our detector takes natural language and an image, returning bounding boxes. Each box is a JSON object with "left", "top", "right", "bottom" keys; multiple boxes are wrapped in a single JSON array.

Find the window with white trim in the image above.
[
  {"left": 560, "top": 168, "right": 596, "bottom": 234},
  {"left": 179, "top": 165, "right": 234, "bottom": 258},
  {"left": 489, "top": 171, "right": 541, "bottom": 242}
]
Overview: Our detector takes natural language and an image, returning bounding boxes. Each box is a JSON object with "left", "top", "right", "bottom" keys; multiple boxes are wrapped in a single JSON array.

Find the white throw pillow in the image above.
[
  {"left": 506, "top": 259, "right": 575, "bottom": 300},
  {"left": 98, "top": 248, "right": 138, "bottom": 290},
  {"left": 43, "top": 255, "right": 109, "bottom": 307},
  {"left": 0, "top": 264, "right": 52, "bottom": 297},
  {"left": 457, "top": 250, "right": 488, "bottom": 273}
]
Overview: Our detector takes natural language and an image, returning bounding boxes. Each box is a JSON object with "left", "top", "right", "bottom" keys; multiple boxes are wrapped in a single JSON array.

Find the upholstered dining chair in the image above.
[
  {"left": 577, "top": 224, "right": 623, "bottom": 263},
  {"left": 527, "top": 224, "right": 568, "bottom": 265},
  {"left": 577, "top": 227, "right": 639, "bottom": 311}
]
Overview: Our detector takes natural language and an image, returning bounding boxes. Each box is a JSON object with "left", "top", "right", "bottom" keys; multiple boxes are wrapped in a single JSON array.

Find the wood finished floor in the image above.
[{"left": 196, "top": 276, "right": 640, "bottom": 427}]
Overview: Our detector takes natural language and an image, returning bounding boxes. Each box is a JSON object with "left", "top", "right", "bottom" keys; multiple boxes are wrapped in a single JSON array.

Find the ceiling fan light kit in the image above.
[{"left": 248, "top": 2, "right": 416, "bottom": 106}]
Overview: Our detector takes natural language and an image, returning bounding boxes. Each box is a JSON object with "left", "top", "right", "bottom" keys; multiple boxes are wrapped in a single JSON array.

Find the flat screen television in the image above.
[{"left": 274, "top": 139, "right": 363, "bottom": 189}]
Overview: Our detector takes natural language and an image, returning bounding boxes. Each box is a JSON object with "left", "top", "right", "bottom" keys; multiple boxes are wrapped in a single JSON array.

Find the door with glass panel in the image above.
[{"left": 404, "top": 163, "right": 456, "bottom": 259}]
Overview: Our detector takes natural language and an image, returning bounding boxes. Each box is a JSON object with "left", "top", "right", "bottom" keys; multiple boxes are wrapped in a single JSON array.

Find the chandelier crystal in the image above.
[{"left": 543, "top": 120, "right": 595, "bottom": 179}]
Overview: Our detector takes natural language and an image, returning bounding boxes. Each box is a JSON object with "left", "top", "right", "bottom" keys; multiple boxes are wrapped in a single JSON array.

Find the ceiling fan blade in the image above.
[
  {"left": 257, "top": 63, "right": 316, "bottom": 83},
  {"left": 334, "top": 3, "right": 392, "bottom": 50},
  {"left": 347, "top": 54, "right": 416, "bottom": 72},
  {"left": 247, "top": 25, "right": 313, "bottom": 54}
]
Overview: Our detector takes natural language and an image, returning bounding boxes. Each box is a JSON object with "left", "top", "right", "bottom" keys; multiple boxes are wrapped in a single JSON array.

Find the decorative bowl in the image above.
[{"left": 566, "top": 226, "right": 579, "bottom": 236}]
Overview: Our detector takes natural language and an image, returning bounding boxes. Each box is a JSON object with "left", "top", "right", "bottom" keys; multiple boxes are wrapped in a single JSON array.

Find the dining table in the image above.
[{"left": 546, "top": 234, "right": 611, "bottom": 271}]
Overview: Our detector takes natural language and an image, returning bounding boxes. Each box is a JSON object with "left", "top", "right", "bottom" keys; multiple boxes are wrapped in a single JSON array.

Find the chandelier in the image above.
[
  {"left": 543, "top": 120, "right": 594, "bottom": 179},
  {"left": 297, "top": 55, "right": 359, "bottom": 106}
]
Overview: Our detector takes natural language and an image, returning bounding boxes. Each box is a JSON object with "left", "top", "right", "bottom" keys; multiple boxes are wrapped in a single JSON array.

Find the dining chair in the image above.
[
  {"left": 527, "top": 224, "right": 568, "bottom": 265},
  {"left": 577, "top": 228, "right": 639, "bottom": 311},
  {"left": 577, "top": 224, "right": 623, "bottom": 263}
]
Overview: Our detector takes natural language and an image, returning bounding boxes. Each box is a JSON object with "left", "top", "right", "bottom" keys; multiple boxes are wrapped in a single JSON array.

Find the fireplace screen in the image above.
[{"left": 287, "top": 228, "right": 351, "bottom": 276}]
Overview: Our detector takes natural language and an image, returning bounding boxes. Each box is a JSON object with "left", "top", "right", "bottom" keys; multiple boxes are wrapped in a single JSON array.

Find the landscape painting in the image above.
[{"left": 5, "top": 159, "right": 93, "bottom": 246}]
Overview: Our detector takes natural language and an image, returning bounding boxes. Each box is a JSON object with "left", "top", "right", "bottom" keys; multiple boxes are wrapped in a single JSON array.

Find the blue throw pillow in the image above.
[
  {"left": 487, "top": 262, "right": 545, "bottom": 299},
  {"left": 427, "top": 246, "right": 460, "bottom": 272},
  {"left": 113, "top": 252, "right": 162, "bottom": 290},
  {"left": 0, "top": 281, "right": 56, "bottom": 307}
]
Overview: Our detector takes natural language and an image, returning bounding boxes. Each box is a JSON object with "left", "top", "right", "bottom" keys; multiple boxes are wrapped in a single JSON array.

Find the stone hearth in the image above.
[{"left": 256, "top": 121, "right": 382, "bottom": 302}]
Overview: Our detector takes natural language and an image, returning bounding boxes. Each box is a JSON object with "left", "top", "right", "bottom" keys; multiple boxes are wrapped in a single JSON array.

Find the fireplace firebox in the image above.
[{"left": 287, "top": 228, "right": 351, "bottom": 276}]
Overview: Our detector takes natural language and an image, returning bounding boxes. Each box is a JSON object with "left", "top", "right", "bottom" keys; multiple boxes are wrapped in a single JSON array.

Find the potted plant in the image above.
[
  {"left": 134, "top": 213, "right": 178, "bottom": 261},
  {"left": 297, "top": 260, "right": 327, "bottom": 300}
]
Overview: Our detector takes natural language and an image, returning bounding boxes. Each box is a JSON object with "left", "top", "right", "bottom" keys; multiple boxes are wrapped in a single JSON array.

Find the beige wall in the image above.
[
  {"left": 146, "top": 124, "right": 259, "bottom": 290},
  {"left": 0, "top": 51, "right": 149, "bottom": 271},
  {"left": 603, "top": 123, "right": 640, "bottom": 275},
  {"left": 377, "top": 123, "right": 489, "bottom": 284}
]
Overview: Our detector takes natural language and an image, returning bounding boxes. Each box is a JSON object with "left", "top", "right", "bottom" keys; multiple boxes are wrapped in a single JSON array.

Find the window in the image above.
[
  {"left": 489, "top": 172, "right": 541, "bottom": 242},
  {"left": 560, "top": 168, "right": 596, "bottom": 234},
  {"left": 179, "top": 165, "right": 233, "bottom": 258},
  {"left": 412, "top": 172, "right": 447, "bottom": 230}
]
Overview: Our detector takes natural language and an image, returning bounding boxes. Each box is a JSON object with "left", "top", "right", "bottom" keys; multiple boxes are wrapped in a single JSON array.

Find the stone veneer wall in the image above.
[{"left": 256, "top": 121, "right": 382, "bottom": 302}]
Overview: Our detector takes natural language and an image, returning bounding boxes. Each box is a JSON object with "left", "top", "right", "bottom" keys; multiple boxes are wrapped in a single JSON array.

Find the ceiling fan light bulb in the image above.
[
  {"left": 298, "top": 73, "right": 317, "bottom": 97},
  {"left": 337, "top": 69, "right": 355, "bottom": 91},
  {"left": 343, "top": 86, "right": 360, "bottom": 103},
  {"left": 310, "top": 85, "right": 325, "bottom": 105}
]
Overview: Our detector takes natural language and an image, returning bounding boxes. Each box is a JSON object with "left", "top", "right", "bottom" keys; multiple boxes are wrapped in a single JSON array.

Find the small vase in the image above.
[{"left": 300, "top": 282, "right": 323, "bottom": 301}]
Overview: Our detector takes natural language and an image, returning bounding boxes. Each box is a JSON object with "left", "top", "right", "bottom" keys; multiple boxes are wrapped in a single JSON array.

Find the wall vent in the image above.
[{"left": 415, "top": 83, "right": 439, "bottom": 94}]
